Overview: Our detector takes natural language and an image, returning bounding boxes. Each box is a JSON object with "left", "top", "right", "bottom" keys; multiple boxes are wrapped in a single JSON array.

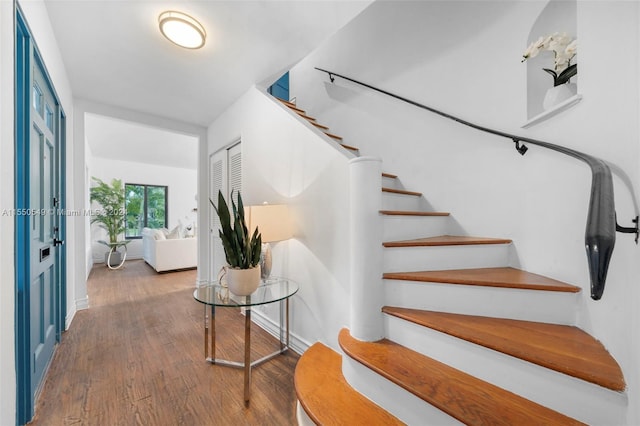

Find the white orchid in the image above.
[
  {"left": 565, "top": 39, "right": 578, "bottom": 57},
  {"left": 522, "top": 32, "right": 577, "bottom": 86},
  {"left": 522, "top": 36, "right": 545, "bottom": 61}
]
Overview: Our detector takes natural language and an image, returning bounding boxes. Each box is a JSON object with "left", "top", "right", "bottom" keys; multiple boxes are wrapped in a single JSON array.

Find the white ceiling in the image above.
[
  {"left": 85, "top": 113, "right": 199, "bottom": 169},
  {"left": 44, "top": 0, "right": 372, "bottom": 127}
]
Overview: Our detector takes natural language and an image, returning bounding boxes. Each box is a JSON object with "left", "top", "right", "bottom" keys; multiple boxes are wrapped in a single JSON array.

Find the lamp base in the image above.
[{"left": 260, "top": 242, "right": 272, "bottom": 280}]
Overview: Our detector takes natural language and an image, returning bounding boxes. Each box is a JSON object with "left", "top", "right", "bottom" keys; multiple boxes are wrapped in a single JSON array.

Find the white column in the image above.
[{"left": 349, "top": 156, "right": 384, "bottom": 341}]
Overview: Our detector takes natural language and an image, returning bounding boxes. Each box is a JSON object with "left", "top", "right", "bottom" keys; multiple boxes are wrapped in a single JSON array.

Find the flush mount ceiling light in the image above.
[{"left": 158, "top": 11, "right": 206, "bottom": 49}]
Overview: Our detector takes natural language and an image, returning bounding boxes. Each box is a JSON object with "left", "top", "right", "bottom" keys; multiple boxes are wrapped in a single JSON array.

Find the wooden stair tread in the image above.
[
  {"left": 296, "top": 111, "right": 316, "bottom": 121},
  {"left": 380, "top": 210, "right": 450, "bottom": 217},
  {"left": 277, "top": 98, "right": 306, "bottom": 114},
  {"left": 311, "top": 121, "right": 329, "bottom": 130},
  {"left": 338, "top": 329, "right": 583, "bottom": 426},
  {"left": 383, "top": 235, "right": 511, "bottom": 248},
  {"left": 276, "top": 97, "right": 297, "bottom": 107},
  {"left": 381, "top": 187, "right": 422, "bottom": 197},
  {"left": 383, "top": 267, "right": 580, "bottom": 292},
  {"left": 382, "top": 172, "right": 397, "bottom": 178},
  {"left": 382, "top": 308, "right": 625, "bottom": 391},
  {"left": 340, "top": 143, "right": 359, "bottom": 152},
  {"left": 295, "top": 342, "right": 404, "bottom": 426},
  {"left": 325, "top": 131, "right": 343, "bottom": 141}
]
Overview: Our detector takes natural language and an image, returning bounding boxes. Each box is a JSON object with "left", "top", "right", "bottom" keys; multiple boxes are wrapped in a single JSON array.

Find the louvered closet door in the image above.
[
  {"left": 209, "top": 142, "right": 242, "bottom": 281},
  {"left": 228, "top": 142, "right": 242, "bottom": 203}
]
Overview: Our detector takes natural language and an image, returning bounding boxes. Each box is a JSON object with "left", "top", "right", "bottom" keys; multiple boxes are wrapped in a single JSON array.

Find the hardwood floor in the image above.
[{"left": 30, "top": 260, "right": 299, "bottom": 425}]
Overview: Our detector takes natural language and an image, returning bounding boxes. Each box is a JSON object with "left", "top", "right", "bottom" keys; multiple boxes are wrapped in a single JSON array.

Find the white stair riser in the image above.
[
  {"left": 342, "top": 356, "right": 463, "bottom": 426},
  {"left": 384, "top": 315, "right": 627, "bottom": 425},
  {"left": 383, "top": 244, "right": 511, "bottom": 272},
  {"left": 381, "top": 192, "right": 425, "bottom": 211},
  {"left": 382, "top": 176, "right": 402, "bottom": 190},
  {"left": 383, "top": 215, "right": 451, "bottom": 241},
  {"left": 296, "top": 401, "right": 315, "bottom": 426},
  {"left": 384, "top": 280, "right": 578, "bottom": 325}
]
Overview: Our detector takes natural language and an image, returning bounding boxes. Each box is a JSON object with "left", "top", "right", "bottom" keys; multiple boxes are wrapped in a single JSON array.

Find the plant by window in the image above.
[
  {"left": 90, "top": 177, "right": 126, "bottom": 246},
  {"left": 522, "top": 32, "right": 577, "bottom": 86}
]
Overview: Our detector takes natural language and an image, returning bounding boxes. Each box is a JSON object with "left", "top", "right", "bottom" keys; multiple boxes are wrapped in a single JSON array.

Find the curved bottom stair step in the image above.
[
  {"left": 382, "top": 307, "right": 625, "bottom": 391},
  {"left": 294, "top": 342, "right": 404, "bottom": 425},
  {"left": 338, "top": 328, "right": 584, "bottom": 426}
]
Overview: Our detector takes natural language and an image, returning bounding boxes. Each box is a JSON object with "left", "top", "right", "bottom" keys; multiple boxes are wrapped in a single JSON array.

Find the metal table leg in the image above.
[
  {"left": 244, "top": 307, "right": 251, "bottom": 406},
  {"left": 204, "top": 304, "right": 216, "bottom": 362}
]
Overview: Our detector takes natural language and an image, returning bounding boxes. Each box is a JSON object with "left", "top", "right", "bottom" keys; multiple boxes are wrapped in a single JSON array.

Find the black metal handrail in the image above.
[{"left": 316, "top": 67, "right": 638, "bottom": 300}]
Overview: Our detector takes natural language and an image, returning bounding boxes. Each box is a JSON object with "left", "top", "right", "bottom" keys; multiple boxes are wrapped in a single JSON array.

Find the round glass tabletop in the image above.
[{"left": 193, "top": 277, "right": 299, "bottom": 307}]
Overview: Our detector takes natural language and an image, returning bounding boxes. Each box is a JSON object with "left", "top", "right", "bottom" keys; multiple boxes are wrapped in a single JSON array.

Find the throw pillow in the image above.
[
  {"left": 153, "top": 229, "right": 166, "bottom": 240},
  {"left": 166, "top": 225, "right": 182, "bottom": 239}
]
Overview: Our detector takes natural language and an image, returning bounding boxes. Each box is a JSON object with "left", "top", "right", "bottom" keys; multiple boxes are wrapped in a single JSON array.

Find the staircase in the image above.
[{"left": 276, "top": 98, "right": 627, "bottom": 425}]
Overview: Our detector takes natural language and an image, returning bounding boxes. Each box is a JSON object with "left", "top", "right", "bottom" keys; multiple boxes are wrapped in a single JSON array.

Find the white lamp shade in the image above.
[{"left": 245, "top": 204, "right": 292, "bottom": 243}]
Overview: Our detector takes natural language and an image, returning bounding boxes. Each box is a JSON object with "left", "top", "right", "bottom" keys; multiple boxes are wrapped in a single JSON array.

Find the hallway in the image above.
[{"left": 30, "top": 261, "right": 298, "bottom": 425}]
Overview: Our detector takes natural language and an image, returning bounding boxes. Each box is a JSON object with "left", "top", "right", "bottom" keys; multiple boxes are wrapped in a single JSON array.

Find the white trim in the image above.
[
  {"left": 251, "top": 309, "right": 310, "bottom": 355},
  {"left": 75, "top": 296, "right": 89, "bottom": 311},
  {"left": 522, "top": 94, "right": 582, "bottom": 128},
  {"left": 64, "top": 307, "right": 77, "bottom": 330}
]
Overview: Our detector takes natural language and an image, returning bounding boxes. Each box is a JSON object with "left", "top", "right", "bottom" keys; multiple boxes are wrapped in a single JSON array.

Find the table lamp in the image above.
[{"left": 245, "top": 204, "right": 292, "bottom": 281}]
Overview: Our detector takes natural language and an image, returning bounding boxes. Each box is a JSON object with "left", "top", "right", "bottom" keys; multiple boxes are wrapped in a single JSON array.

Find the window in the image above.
[{"left": 125, "top": 183, "right": 168, "bottom": 238}]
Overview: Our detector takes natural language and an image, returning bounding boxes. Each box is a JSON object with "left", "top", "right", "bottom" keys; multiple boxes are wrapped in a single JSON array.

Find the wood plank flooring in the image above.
[{"left": 29, "top": 260, "right": 298, "bottom": 425}]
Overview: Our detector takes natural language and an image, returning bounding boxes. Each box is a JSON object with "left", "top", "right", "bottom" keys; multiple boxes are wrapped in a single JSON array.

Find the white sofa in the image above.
[{"left": 142, "top": 227, "right": 197, "bottom": 272}]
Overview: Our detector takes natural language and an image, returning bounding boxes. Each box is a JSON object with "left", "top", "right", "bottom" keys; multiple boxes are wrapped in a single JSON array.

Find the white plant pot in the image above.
[
  {"left": 226, "top": 266, "right": 261, "bottom": 296},
  {"left": 543, "top": 83, "right": 577, "bottom": 110}
]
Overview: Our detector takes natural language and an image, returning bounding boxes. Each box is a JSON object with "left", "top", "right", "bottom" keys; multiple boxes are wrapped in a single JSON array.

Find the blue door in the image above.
[
  {"left": 29, "top": 55, "right": 59, "bottom": 396},
  {"left": 16, "top": 8, "right": 66, "bottom": 424}
]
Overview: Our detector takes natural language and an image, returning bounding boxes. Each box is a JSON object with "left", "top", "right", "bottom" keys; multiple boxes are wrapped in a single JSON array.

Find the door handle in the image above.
[{"left": 53, "top": 238, "right": 64, "bottom": 247}]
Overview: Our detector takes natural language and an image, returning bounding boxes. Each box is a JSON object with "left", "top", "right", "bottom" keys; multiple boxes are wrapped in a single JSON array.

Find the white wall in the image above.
[
  {"left": 89, "top": 157, "right": 197, "bottom": 263},
  {"left": 206, "top": 87, "right": 353, "bottom": 350},
  {"left": 289, "top": 0, "right": 639, "bottom": 422},
  {"left": 0, "top": 1, "right": 16, "bottom": 422},
  {"left": 1, "top": 0, "right": 76, "bottom": 423}
]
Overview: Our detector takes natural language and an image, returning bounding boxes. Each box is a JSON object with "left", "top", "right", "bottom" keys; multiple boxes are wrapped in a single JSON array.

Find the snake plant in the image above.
[{"left": 211, "top": 190, "right": 262, "bottom": 269}]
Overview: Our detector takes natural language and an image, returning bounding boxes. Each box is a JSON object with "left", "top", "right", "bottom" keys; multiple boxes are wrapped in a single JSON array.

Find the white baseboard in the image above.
[
  {"left": 65, "top": 307, "right": 77, "bottom": 330},
  {"left": 75, "top": 296, "right": 89, "bottom": 311},
  {"left": 251, "top": 309, "right": 310, "bottom": 355}
]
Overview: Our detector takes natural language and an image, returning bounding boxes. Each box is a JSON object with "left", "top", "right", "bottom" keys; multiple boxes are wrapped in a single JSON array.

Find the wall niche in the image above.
[{"left": 524, "top": 0, "right": 579, "bottom": 127}]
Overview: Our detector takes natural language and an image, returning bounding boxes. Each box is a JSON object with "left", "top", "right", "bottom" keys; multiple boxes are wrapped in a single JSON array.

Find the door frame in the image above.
[{"left": 15, "top": 6, "right": 67, "bottom": 424}]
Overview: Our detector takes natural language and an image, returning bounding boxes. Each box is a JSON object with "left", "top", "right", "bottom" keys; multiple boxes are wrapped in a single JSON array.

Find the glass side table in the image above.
[{"left": 193, "top": 278, "right": 299, "bottom": 406}]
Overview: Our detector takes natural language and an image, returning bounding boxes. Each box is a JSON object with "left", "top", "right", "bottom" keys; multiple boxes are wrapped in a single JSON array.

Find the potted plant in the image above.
[
  {"left": 211, "top": 190, "right": 262, "bottom": 295},
  {"left": 89, "top": 177, "right": 130, "bottom": 269},
  {"left": 522, "top": 32, "right": 578, "bottom": 109}
]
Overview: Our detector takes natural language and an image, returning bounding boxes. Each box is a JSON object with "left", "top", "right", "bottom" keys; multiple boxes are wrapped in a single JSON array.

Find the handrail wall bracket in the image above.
[
  {"left": 513, "top": 139, "right": 528, "bottom": 156},
  {"left": 616, "top": 216, "right": 639, "bottom": 244},
  {"left": 316, "top": 67, "right": 637, "bottom": 301}
]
